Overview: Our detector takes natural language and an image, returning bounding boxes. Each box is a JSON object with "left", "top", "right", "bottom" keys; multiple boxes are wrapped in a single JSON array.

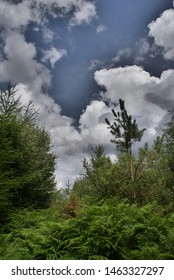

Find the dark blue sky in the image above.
[{"left": 51, "top": 0, "right": 173, "bottom": 119}]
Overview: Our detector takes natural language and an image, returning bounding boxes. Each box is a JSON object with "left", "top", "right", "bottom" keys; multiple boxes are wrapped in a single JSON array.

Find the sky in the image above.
[{"left": 0, "top": 0, "right": 174, "bottom": 188}]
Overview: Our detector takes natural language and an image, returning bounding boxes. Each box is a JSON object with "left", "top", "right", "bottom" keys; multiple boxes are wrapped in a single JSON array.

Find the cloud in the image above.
[
  {"left": 0, "top": 0, "right": 32, "bottom": 30},
  {"left": 148, "top": 6, "right": 174, "bottom": 60},
  {"left": 35, "top": 0, "right": 97, "bottom": 27},
  {"left": 134, "top": 38, "right": 150, "bottom": 64},
  {"left": 112, "top": 38, "right": 151, "bottom": 65},
  {"left": 0, "top": 32, "right": 51, "bottom": 90},
  {"left": 42, "top": 27, "right": 55, "bottom": 43},
  {"left": 112, "top": 48, "right": 132, "bottom": 63},
  {"left": 69, "top": 1, "right": 97, "bottom": 26},
  {"left": 79, "top": 100, "right": 112, "bottom": 144},
  {"left": 88, "top": 59, "right": 104, "bottom": 70},
  {"left": 42, "top": 47, "right": 67, "bottom": 68},
  {"left": 0, "top": 0, "right": 97, "bottom": 31},
  {"left": 145, "top": 69, "right": 174, "bottom": 110},
  {"left": 136, "top": 38, "right": 150, "bottom": 57},
  {"left": 96, "top": 24, "right": 107, "bottom": 33},
  {"left": 94, "top": 65, "right": 174, "bottom": 142}
]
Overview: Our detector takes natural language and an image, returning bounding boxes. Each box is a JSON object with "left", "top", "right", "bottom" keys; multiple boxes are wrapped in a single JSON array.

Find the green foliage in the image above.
[
  {"left": 105, "top": 99, "right": 145, "bottom": 155},
  {"left": 72, "top": 141, "right": 174, "bottom": 208},
  {"left": 135, "top": 139, "right": 174, "bottom": 208},
  {"left": 105, "top": 99, "right": 146, "bottom": 203},
  {"left": 162, "top": 114, "right": 174, "bottom": 196},
  {"left": 42, "top": 200, "right": 174, "bottom": 260},
  {"left": 72, "top": 145, "right": 115, "bottom": 201},
  {"left": 0, "top": 207, "right": 63, "bottom": 260},
  {"left": 116, "top": 140, "right": 173, "bottom": 206},
  {"left": 0, "top": 84, "right": 21, "bottom": 118},
  {"left": 1, "top": 88, "right": 174, "bottom": 261},
  {"left": 1, "top": 201, "right": 174, "bottom": 260},
  {"left": 0, "top": 85, "right": 57, "bottom": 225}
]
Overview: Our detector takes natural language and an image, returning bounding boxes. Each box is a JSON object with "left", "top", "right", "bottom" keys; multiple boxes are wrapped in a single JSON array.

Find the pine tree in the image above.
[
  {"left": 105, "top": 99, "right": 146, "bottom": 202},
  {"left": 105, "top": 99, "right": 145, "bottom": 155}
]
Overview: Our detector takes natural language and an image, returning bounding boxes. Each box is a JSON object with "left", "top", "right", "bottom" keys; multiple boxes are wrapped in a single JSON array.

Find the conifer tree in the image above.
[
  {"left": 105, "top": 99, "right": 145, "bottom": 155},
  {"left": 105, "top": 99, "right": 146, "bottom": 202},
  {"left": 0, "top": 84, "right": 57, "bottom": 223},
  {"left": 162, "top": 109, "right": 174, "bottom": 201}
]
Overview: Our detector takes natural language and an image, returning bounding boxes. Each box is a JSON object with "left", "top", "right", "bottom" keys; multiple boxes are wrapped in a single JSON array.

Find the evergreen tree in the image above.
[
  {"left": 105, "top": 99, "right": 145, "bottom": 155},
  {"left": 162, "top": 109, "right": 174, "bottom": 201},
  {"left": 72, "top": 145, "right": 113, "bottom": 200},
  {"left": 105, "top": 99, "right": 146, "bottom": 202},
  {"left": 0, "top": 85, "right": 57, "bottom": 224}
]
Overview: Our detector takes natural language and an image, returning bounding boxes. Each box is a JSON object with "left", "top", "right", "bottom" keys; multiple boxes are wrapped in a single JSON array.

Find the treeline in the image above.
[{"left": 0, "top": 86, "right": 174, "bottom": 260}]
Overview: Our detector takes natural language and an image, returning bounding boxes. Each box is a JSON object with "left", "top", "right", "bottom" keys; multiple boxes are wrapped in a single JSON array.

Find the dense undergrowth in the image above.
[
  {"left": 0, "top": 200, "right": 174, "bottom": 260},
  {"left": 1, "top": 86, "right": 174, "bottom": 260}
]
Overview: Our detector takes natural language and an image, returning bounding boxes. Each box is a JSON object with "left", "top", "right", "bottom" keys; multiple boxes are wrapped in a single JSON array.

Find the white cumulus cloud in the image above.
[
  {"left": 0, "top": 32, "right": 51, "bottom": 90},
  {"left": 148, "top": 7, "right": 174, "bottom": 60},
  {"left": 0, "top": 0, "right": 32, "bottom": 30},
  {"left": 94, "top": 65, "right": 174, "bottom": 143}
]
